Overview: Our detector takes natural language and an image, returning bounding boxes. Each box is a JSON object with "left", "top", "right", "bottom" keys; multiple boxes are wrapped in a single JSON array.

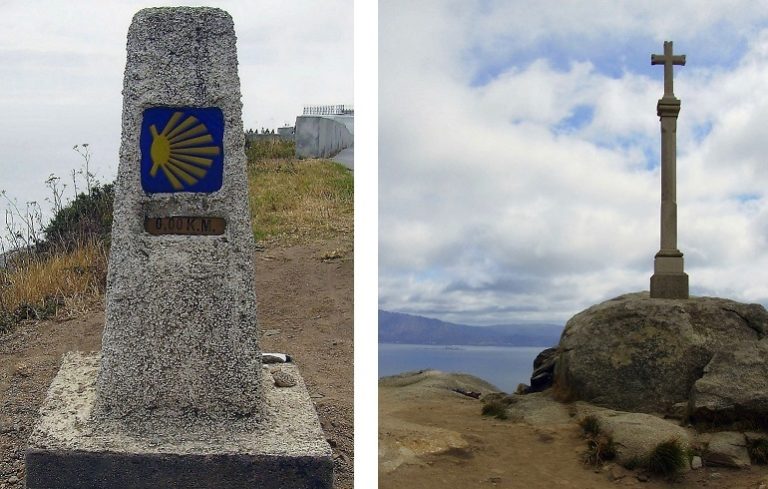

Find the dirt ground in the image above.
[
  {"left": 0, "top": 239, "right": 353, "bottom": 489},
  {"left": 379, "top": 371, "right": 768, "bottom": 489}
]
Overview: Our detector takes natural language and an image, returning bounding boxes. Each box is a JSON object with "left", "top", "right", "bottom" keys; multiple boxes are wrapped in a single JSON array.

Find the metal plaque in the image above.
[{"left": 144, "top": 216, "right": 226, "bottom": 236}]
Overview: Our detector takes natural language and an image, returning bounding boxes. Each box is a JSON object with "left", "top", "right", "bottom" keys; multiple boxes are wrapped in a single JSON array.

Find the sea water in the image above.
[{"left": 378, "top": 343, "right": 546, "bottom": 393}]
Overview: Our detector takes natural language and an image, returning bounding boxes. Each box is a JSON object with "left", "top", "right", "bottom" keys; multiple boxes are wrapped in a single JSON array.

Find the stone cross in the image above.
[
  {"left": 651, "top": 41, "right": 685, "bottom": 99},
  {"left": 26, "top": 8, "right": 333, "bottom": 488},
  {"left": 650, "top": 41, "right": 689, "bottom": 299}
]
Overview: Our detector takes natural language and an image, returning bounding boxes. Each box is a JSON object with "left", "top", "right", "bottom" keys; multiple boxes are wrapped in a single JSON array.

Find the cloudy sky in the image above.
[
  {"left": 0, "top": 0, "right": 352, "bottom": 247},
  {"left": 379, "top": 1, "right": 768, "bottom": 326}
]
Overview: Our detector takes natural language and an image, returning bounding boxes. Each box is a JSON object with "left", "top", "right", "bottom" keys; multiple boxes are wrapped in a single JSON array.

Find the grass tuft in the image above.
[
  {"left": 578, "top": 415, "right": 616, "bottom": 466},
  {"left": 748, "top": 437, "right": 768, "bottom": 464},
  {"left": 584, "top": 433, "right": 617, "bottom": 465},
  {"left": 481, "top": 400, "right": 509, "bottom": 420},
  {"left": 579, "top": 415, "right": 602, "bottom": 437},
  {"left": 645, "top": 438, "right": 688, "bottom": 477}
]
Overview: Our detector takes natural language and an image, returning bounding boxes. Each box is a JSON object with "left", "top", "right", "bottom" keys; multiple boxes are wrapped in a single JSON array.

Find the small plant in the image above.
[
  {"left": 583, "top": 433, "right": 617, "bottom": 465},
  {"left": 747, "top": 437, "right": 768, "bottom": 464},
  {"left": 579, "top": 415, "right": 601, "bottom": 437},
  {"left": 481, "top": 400, "right": 508, "bottom": 420},
  {"left": 646, "top": 438, "right": 688, "bottom": 477},
  {"left": 578, "top": 414, "right": 617, "bottom": 466}
]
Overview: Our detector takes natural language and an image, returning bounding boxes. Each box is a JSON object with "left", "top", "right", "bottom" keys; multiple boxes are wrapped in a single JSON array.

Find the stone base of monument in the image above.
[
  {"left": 25, "top": 352, "right": 333, "bottom": 489},
  {"left": 650, "top": 272, "right": 689, "bottom": 299}
]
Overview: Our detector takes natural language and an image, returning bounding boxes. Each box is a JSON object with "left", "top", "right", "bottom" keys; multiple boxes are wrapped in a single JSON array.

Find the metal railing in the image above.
[{"left": 302, "top": 104, "right": 354, "bottom": 116}]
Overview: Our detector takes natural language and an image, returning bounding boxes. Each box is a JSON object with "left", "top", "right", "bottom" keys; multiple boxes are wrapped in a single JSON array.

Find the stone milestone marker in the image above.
[
  {"left": 26, "top": 8, "right": 332, "bottom": 489},
  {"left": 649, "top": 41, "right": 689, "bottom": 299}
]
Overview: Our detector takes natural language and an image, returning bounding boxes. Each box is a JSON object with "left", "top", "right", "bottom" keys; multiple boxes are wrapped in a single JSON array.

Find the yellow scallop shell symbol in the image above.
[{"left": 149, "top": 112, "right": 221, "bottom": 190}]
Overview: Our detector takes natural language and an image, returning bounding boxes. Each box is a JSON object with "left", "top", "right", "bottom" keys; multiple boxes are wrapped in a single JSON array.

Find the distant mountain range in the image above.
[{"left": 379, "top": 310, "right": 563, "bottom": 347}]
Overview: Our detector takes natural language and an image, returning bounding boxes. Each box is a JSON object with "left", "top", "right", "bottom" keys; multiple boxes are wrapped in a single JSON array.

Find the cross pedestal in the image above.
[{"left": 650, "top": 41, "right": 689, "bottom": 299}]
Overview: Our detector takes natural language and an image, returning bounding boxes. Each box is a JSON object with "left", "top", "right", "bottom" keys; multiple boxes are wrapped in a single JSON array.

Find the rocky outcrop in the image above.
[
  {"left": 552, "top": 292, "right": 768, "bottom": 414},
  {"left": 505, "top": 393, "right": 696, "bottom": 467},
  {"left": 379, "top": 369, "right": 500, "bottom": 394}
]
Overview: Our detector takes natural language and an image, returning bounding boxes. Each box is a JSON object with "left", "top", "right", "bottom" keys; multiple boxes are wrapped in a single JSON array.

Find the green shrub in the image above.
[
  {"left": 481, "top": 400, "right": 508, "bottom": 420},
  {"left": 646, "top": 438, "right": 687, "bottom": 476},
  {"left": 43, "top": 183, "right": 114, "bottom": 251}
]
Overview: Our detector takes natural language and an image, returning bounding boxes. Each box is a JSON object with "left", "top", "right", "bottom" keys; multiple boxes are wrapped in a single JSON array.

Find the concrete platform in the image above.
[{"left": 26, "top": 352, "right": 333, "bottom": 489}]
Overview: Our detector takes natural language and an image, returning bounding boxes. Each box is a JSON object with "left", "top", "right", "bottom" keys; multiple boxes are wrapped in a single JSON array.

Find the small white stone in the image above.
[{"left": 690, "top": 455, "right": 702, "bottom": 469}]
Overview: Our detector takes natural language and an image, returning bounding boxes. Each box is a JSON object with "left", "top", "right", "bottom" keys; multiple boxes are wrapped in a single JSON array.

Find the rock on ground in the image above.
[
  {"left": 580, "top": 406, "right": 693, "bottom": 466},
  {"left": 504, "top": 391, "right": 573, "bottom": 425},
  {"left": 553, "top": 292, "right": 768, "bottom": 414},
  {"left": 690, "top": 340, "right": 768, "bottom": 426},
  {"left": 702, "top": 431, "right": 750, "bottom": 468}
]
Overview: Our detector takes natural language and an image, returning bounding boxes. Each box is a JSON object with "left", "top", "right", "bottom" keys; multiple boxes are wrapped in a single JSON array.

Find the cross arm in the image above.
[{"left": 651, "top": 54, "right": 686, "bottom": 66}]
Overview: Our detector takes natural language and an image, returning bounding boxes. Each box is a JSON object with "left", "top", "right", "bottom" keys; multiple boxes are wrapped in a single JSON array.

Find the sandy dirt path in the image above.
[{"left": 379, "top": 371, "right": 768, "bottom": 489}]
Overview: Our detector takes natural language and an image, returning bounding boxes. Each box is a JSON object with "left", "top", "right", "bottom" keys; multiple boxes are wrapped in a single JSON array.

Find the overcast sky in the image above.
[
  {"left": 379, "top": 1, "right": 768, "bottom": 326},
  {"left": 0, "top": 0, "right": 352, "bottom": 246}
]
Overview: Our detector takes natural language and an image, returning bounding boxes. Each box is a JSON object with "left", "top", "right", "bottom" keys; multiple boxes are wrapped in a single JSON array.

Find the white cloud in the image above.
[{"left": 379, "top": 2, "right": 768, "bottom": 325}]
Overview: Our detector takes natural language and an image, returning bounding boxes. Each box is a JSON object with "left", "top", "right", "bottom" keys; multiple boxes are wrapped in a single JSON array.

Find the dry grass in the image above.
[
  {"left": 0, "top": 241, "right": 107, "bottom": 331},
  {"left": 578, "top": 415, "right": 617, "bottom": 466},
  {"left": 247, "top": 157, "right": 353, "bottom": 247},
  {"left": 481, "top": 400, "right": 509, "bottom": 420}
]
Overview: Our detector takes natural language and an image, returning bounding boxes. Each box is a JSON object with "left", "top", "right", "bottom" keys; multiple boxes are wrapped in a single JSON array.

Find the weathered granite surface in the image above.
[
  {"left": 553, "top": 292, "right": 768, "bottom": 414},
  {"left": 96, "top": 6, "right": 263, "bottom": 420},
  {"left": 588, "top": 408, "right": 692, "bottom": 466},
  {"left": 26, "top": 352, "right": 333, "bottom": 489},
  {"left": 700, "top": 431, "right": 750, "bottom": 468},
  {"left": 690, "top": 340, "right": 768, "bottom": 426}
]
